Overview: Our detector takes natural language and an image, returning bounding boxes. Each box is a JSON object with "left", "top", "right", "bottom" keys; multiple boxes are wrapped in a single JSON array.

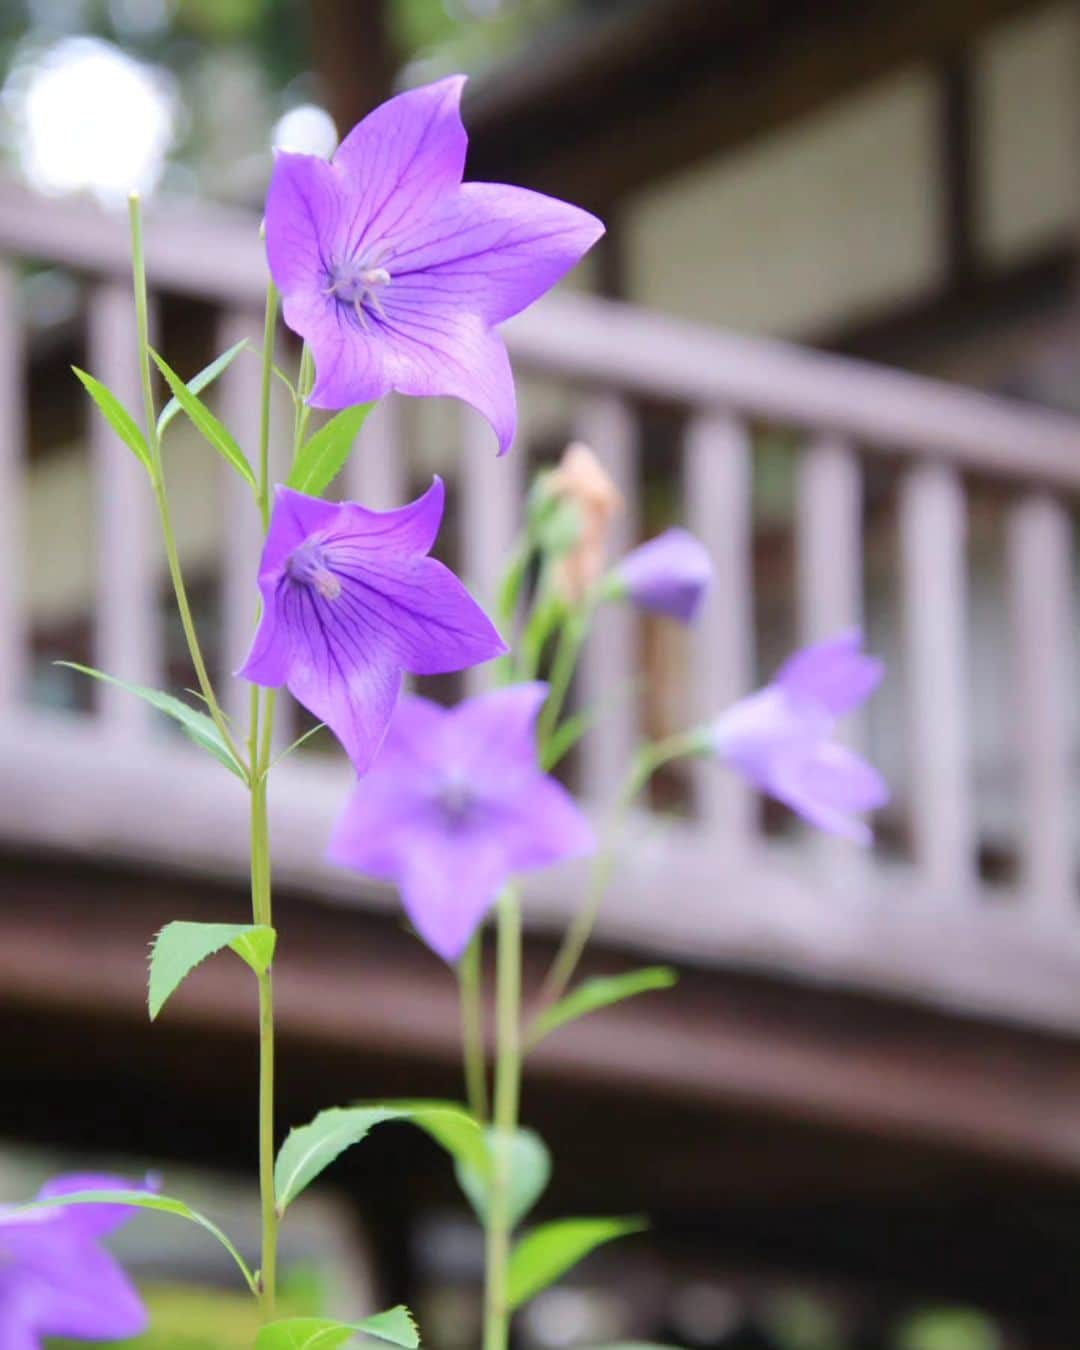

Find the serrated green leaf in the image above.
[
  {"left": 456, "top": 1127, "right": 551, "bottom": 1228},
  {"left": 288, "top": 403, "right": 374, "bottom": 497},
  {"left": 150, "top": 348, "right": 256, "bottom": 488},
  {"left": 149, "top": 921, "right": 276, "bottom": 1020},
  {"left": 29, "top": 1188, "right": 256, "bottom": 1293},
  {"left": 507, "top": 1217, "right": 645, "bottom": 1310},
  {"left": 530, "top": 968, "right": 677, "bottom": 1044},
  {"left": 275, "top": 1103, "right": 483, "bottom": 1215},
  {"left": 72, "top": 366, "right": 152, "bottom": 471},
  {"left": 256, "top": 1307, "right": 419, "bottom": 1350},
  {"left": 157, "top": 338, "right": 248, "bottom": 437},
  {"left": 57, "top": 662, "right": 245, "bottom": 779}
]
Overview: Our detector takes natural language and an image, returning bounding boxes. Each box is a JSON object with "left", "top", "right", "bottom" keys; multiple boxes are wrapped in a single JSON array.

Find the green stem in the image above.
[
  {"left": 257, "top": 284, "right": 280, "bottom": 531},
  {"left": 483, "top": 889, "right": 522, "bottom": 1350},
  {"left": 535, "top": 603, "right": 588, "bottom": 751},
  {"left": 250, "top": 772, "right": 277, "bottom": 1318},
  {"left": 127, "top": 194, "right": 246, "bottom": 775},
  {"left": 458, "top": 933, "right": 489, "bottom": 1122},
  {"left": 531, "top": 732, "right": 699, "bottom": 1020}
]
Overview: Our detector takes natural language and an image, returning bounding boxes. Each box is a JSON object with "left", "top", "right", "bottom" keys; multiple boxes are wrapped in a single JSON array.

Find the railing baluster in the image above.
[
  {"left": 89, "top": 280, "right": 160, "bottom": 730},
  {"left": 797, "top": 433, "right": 863, "bottom": 641},
  {"left": 345, "top": 395, "right": 406, "bottom": 510},
  {"left": 899, "top": 459, "right": 974, "bottom": 894},
  {"left": 218, "top": 309, "right": 266, "bottom": 726},
  {"left": 685, "top": 410, "right": 755, "bottom": 843},
  {"left": 460, "top": 408, "right": 523, "bottom": 694},
  {"left": 0, "top": 262, "right": 27, "bottom": 708},
  {"left": 578, "top": 393, "right": 639, "bottom": 803},
  {"left": 1006, "top": 490, "right": 1075, "bottom": 913}
]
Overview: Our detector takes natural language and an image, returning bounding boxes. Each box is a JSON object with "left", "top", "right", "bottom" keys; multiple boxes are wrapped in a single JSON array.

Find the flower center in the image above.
[
  {"left": 437, "top": 777, "right": 474, "bottom": 826},
  {"left": 326, "top": 251, "right": 392, "bottom": 328},
  {"left": 286, "top": 538, "right": 341, "bottom": 601}
]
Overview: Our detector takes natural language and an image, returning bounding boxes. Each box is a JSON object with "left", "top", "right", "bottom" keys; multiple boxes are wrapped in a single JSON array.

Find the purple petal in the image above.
[
  {"left": 379, "top": 308, "right": 517, "bottom": 453},
  {"left": 332, "top": 76, "right": 468, "bottom": 251},
  {"left": 285, "top": 290, "right": 394, "bottom": 410},
  {"left": 400, "top": 833, "right": 511, "bottom": 963},
  {"left": 776, "top": 630, "right": 883, "bottom": 717},
  {"left": 332, "top": 476, "right": 447, "bottom": 557},
  {"left": 265, "top": 152, "right": 349, "bottom": 296},
  {"left": 328, "top": 767, "right": 442, "bottom": 882},
  {"left": 768, "top": 741, "right": 889, "bottom": 845},
  {"left": 387, "top": 181, "right": 605, "bottom": 325},
  {"left": 494, "top": 774, "right": 596, "bottom": 873},
  {"left": 616, "top": 528, "right": 713, "bottom": 624},
  {"left": 36, "top": 1172, "right": 149, "bottom": 1240},
  {"left": 257, "top": 487, "right": 342, "bottom": 580},
  {"left": 445, "top": 683, "right": 548, "bottom": 794},
  {"left": 0, "top": 1290, "right": 36, "bottom": 1350}
]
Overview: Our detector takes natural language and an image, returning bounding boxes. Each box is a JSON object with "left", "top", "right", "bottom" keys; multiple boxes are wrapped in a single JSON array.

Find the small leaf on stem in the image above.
[
  {"left": 288, "top": 403, "right": 374, "bottom": 497},
  {"left": 157, "top": 338, "right": 249, "bottom": 437},
  {"left": 150, "top": 348, "right": 256, "bottom": 488},
  {"left": 507, "top": 1216, "right": 645, "bottom": 1309},
  {"left": 149, "top": 920, "right": 276, "bottom": 1020},
  {"left": 72, "top": 367, "right": 152, "bottom": 471},
  {"left": 530, "top": 967, "right": 677, "bottom": 1044}
]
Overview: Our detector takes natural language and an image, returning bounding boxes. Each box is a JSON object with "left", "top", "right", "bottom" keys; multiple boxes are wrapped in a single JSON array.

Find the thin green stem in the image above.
[
  {"left": 257, "top": 284, "right": 280, "bottom": 531},
  {"left": 531, "top": 732, "right": 699, "bottom": 1021},
  {"left": 458, "top": 933, "right": 489, "bottom": 1122},
  {"left": 127, "top": 193, "right": 246, "bottom": 775},
  {"left": 535, "top": 604, "right": 588, "bottom": 750},
  {"left": 483, "top": 889, "right": 522, "bottom": 1350},
  {"left": 250, "top": 774, "right": 277, "bottom": 1318}
]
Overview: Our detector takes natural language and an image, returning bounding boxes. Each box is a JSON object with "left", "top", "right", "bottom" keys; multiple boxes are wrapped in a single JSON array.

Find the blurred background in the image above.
[{"left": 1, "top": 0, "right": 1080, "bottom": 1346}]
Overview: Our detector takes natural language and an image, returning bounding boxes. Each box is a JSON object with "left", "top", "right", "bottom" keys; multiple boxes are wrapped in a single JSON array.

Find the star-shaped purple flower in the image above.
[
  {"left": 239, "top": 478, "right": 505, "bottom": 772},
  {"left": 328, "top": 683, "right": 595, "bottom": 961},
  {"left": 611, "top": 527, "right": 713, "bottom": 624},
  {"left": 0, "top": 1172, "right": 148, "bottom": 1349},
  {"left": 264, "top": 75, "right": 605, "bottom": 454},
  {"left": 709, "top": 630, "right": 888, "bottom": 844}
]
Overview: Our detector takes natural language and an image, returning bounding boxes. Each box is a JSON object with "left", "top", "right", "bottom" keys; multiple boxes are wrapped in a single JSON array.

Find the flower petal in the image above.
[
  {"left": 387, "top": 181, "right": 605, "bottom": 325},
  {"left": 265, "top": 152, "right": 347, "bottom": 295},
  {"left": 769, "top": 741, "right": 889, "bottom": 844},
  {"left": 400, "top": 833, "right": 510, "bottom": 963},
  {"left": 328, "top": 769, "right": 443, "bottom": 882},
  {"left": 494, "top": 773, "right": 596, "bottom": 873},
  {"left": 332, "top": 75, "right": 468, "bottom": 252},
  {"left": 445, "top": 682, "right": 548, "bottom": 794},
  {"left": 379, "top": 308, "right": 517, "bottom": 453},
  {"left": 330, "top": 476, "right": 446, "bottom": 559},
  {"left": 286, "top": 291, "right": 394, "bottom": 410},
  {"left": 615, "top": 527, "right": 713, "bottom": 624},
  {"left": 776, "top": 630, "right": 883, "bottom": 717}
]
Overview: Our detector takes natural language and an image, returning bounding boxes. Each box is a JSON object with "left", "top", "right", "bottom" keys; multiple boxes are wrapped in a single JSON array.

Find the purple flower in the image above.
[
  {"left": 612, "top": 527, "right": 712, "bottom": 624},
  {"left": 328, "top": 683, "right": 595, "bottom": 961},
  {"left": 240, "top": 478, "right": 505, "bottom": 772},
  {"left": 0, "top": 1172, "right": 148, "bottom": 1348},
  {"left": 265, "top": 76, "right": 604, "bottom": 454},
  {"left": 709, "top": 631, "right": 888, "bottom": 844}
]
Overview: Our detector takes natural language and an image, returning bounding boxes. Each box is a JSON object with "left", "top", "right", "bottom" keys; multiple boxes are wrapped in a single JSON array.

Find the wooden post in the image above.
[{"left": 0, "top": 263, "right": 26, "bottom": 708}]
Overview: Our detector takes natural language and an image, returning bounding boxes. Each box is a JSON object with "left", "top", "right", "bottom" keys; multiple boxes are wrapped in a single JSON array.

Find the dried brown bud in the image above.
[{"left": 546, "top": 442, "right": 623, "bottom": 604}]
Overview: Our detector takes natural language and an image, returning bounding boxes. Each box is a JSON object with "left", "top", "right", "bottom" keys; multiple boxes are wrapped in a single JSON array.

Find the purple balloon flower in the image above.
[
  {"left": 0, "top": 1172, "right": 148, "bottom": 1348},
  {"left": 612, "top": 527, "right": 713, "bottom": 624},
  {"left": 239, "top": 478, "right": 505, "bottom": 772},
  {"left": 709, "top": 630, "right": 888, "bottom": 844},
  {"left": 265, "top": 75, "right": 605, "bottom": 454},
  {"left": 328, "top": 683, "right": 595, "bottom": 962}
]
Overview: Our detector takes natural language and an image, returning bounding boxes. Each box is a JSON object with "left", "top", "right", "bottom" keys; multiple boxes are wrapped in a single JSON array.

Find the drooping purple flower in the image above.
[
  {"left": 611, "top": 527, "right": 712, "bottom": 624},
  {"left": 328, "top": 683, "right": 595, "bottom": 961},
  {"left": 264, "top": 76, "right": 604, "bottom": 454},
  {"left": 239, "top": 478, "right": 505, "bottom": 772},
  {"left": 0, "top": 1172, "right": 148, "bottom": 1348},
  {"left": 709, "top": 630, "right": 888, "bottom": 844}
]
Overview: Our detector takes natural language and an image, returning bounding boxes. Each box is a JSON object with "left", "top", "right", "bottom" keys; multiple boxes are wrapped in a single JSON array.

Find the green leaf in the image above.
[
  {"left": 288, "top": 403, "right": 374, "bottom": 497},
  {"left": 456, "top": 1127, "right": 551, "bottom": 1228},
  {"left": 276, "top": 1103, "right": 484, "bottom": 1215},
  {"left": 29, "top": 1188, "right": 256, "bottom": 1293},
  {"left": 530, "top": 968, "right": 677, "bottom": 1044},
  {"left": 56, "top": 662, "right": 245, "bottom": 780},
  {"left": 507, "top": 1217, "right": 645, "bottom": 1310},
  {"left": 72, "top": 366, "right": 151, "bottom": 471},
  {"left": 157, "top": 338, "right": 248, "bottom": 437},
  {"left": 541, "top": 707, "right": 597, "bottom": 770},
  {"left": 256, "top": 1307, "right": 419, "bottom": 1350},
  {"left": 150, "top": 348, "right": 256, "bottom": 488},
  {"left": 149, "top": 920, "right": 276, "bottom": 1020}
]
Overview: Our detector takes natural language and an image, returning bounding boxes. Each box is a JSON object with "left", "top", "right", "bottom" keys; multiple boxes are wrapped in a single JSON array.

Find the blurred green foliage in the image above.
[{"left": 896, "top": 1306, "right": 1002, "bottom": 1350}]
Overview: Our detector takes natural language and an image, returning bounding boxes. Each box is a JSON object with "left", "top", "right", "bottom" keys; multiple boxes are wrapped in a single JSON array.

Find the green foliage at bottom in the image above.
[{"left": 47, "top": 1275, "right": 321, "bottom": 1350}]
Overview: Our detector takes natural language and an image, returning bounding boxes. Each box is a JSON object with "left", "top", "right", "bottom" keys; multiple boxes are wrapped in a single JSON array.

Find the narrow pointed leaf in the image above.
[
  {"left": 256, "top": 1308, "right": 419, "bottom": 1350},
  {"left": 57, "top": 662, "right": 245, "bottom": 779},
  {"left": 456, "top": 1127, "right": 551, "bottom": 1228},
  {"left": 72, "top": 367, "right": 151, "bottom": 471},
  {"left": 149, "top": 920, "right": 276, "bottom": 1020},
  {"left": 275, "top": 1104, "right": 483, "bottom": 1215},
  {"left": 288, "top": 403, "right": 374, "bottom": 497},
  {"left": 150, "top": 348, "right": 256, "bottom": 488},
  {"left": 157, "top": 338, "right": 248, "bottom": 436},
  {"left": 541, "top": 707, "right": 597, "bottom": 770},
  {"left": 29, "top": 1189, "right": 256, "bottom": 1293},
  {"left": 507, "top": 1217, "right": 645, "bottom": 1310},
  {"left": 530, "top": 968, "right": 677, "bottom": 1044}
]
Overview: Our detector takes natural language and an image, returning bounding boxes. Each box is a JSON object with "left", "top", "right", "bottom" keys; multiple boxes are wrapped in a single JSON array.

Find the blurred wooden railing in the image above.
[{"left": 1, "top": 178, "right": 1079, "bottom": 1034}]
